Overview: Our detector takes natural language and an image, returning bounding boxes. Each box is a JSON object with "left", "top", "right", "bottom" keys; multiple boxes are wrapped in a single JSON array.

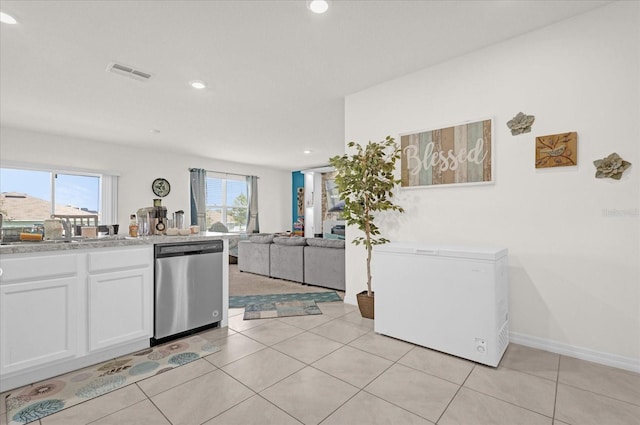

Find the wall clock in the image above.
[{"left": 152, "top": 178, "right": 171, "bottom": 197}]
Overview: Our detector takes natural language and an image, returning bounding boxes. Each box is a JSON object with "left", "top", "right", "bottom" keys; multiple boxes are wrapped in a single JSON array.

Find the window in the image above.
[
  {"left": 0, "top": 165, "right": 118, "bottom": 228},
  {"left": 205, "top": 172, "right": 248, "bottom": 232}
]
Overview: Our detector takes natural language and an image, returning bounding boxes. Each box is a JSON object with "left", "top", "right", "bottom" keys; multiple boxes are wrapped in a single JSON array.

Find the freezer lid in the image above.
[{"left": 374, "top": 242, "right": 508, "bottom": 260}]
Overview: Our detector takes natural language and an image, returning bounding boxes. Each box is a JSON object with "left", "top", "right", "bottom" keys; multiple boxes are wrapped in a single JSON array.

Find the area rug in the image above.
[
  {"left": 5, "top": 334, "right": 220, "bottom": 425},
  {"left": 243, "top": 300, "right": 322, "bottom": 320},
  {"left": 229, "top": 291, "right": 342, "bottom": 308}
]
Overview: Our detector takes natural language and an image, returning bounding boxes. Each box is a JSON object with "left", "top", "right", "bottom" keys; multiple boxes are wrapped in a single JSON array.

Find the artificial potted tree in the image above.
[{"left": 329, "top": 136, "right": 404, "bottom": 319}]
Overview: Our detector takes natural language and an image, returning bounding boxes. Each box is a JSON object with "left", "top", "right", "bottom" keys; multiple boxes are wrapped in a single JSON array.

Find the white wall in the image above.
[
  {"left": 344, "top": 2, "right": 639, "bottom": 369},
  {"left": 0, "top": 127, "right": 291, "bottom": 233}
]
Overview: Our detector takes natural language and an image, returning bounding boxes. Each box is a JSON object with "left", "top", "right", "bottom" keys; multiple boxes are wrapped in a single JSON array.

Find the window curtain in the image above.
[
  {"left": 189, "top": 168, "right": 207, "bottom": 230},
  {"left": 101, "top": 174, "right": 118, "bottom": 225},
  {"left": 246, "top": 175, "right": 259, "bottom": 233}
]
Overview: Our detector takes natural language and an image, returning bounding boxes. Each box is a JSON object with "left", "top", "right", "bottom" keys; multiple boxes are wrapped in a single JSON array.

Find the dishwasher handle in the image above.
[{"left": 155, "top": 240, "right": 224, "bottom": 257}]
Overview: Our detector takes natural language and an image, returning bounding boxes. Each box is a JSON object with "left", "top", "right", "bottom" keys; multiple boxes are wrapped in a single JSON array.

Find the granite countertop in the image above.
[{"left": 0, "top": 232, "right": 238, "bottom": 255}]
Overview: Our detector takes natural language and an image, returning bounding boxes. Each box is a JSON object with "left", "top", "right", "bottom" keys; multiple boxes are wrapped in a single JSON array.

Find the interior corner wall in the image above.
[
  {"left": 344, "top": 1, "right": 639, "bottom": 368},
  {"left": 0, "top": 127, "right": 292, "bottom": 233}
]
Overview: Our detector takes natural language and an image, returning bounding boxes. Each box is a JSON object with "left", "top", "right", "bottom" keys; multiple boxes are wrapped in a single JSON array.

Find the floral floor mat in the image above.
[{"left": 5, "top": 334, "right": 220, "bottom": 424}]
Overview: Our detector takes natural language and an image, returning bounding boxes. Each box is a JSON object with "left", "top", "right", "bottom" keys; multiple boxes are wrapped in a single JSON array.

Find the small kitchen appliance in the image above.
[
  {"left": 173, "top": 210, "right": 185, "bottom": 229},
  {"left": 137, "top": 206, "right": 168, "bottom": 235}
]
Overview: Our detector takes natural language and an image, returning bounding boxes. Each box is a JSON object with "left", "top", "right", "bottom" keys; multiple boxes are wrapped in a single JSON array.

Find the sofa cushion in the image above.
[
  {"left": 270, "top": 243, "right": 304, "bottom": 282},
  {"left": 306, "top": 238, "right": 345, "bottom": 249},
  {"left": 238, "top": 240, "right": 270, "bottom": 275},
  {"left": 304, "top": 245, "right": 345, "bottom": 291},
  {"left": 273, "top": 236, "right": 307, "bottom": 246},
  {"left": 249, "top": 234, "right": 275, "bottom": 244}
]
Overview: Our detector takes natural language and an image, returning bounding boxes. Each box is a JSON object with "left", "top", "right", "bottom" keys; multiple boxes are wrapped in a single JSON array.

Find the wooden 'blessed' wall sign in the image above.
[{"left": 400, "top": 118, "right": 493, "bottom": 188}]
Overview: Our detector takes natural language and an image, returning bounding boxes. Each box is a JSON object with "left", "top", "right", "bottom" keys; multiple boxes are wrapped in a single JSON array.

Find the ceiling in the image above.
[{"left": 0, "top": 0, "right": 611, "bottom": 171}]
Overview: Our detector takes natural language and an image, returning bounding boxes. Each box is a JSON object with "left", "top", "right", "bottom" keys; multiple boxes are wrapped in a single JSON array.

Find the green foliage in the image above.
[
  {"left": 228, "top": 193, "right": 248, "bottom": 226},
  {"left": 329, "top": 136, "right": 404, "bottom": 295}
]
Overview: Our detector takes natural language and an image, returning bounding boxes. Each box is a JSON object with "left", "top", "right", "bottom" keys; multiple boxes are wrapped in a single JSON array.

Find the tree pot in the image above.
[{"left": 356, "top": 290, "right": 374, "bottom": 319}]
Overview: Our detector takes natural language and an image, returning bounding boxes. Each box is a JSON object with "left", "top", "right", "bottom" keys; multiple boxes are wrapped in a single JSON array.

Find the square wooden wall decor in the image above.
[{"left": 535, "top": 132, "right": 577, "bottom": 168}]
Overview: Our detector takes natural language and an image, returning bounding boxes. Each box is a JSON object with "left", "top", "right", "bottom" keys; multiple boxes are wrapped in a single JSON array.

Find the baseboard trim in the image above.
[
  {"left": 343, "top": 294, "right": 357, "bottom": 306},
  {"left": 343, "top": 297, "right": 639, "bottom": 373},
  {"left": 509, "top": 331, "right": 640, "bottom": 373}
]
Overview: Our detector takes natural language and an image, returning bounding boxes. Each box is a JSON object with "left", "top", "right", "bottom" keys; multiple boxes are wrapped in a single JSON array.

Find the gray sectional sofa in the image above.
[{"left": 238, "top": 235, "right": 345, "bottom": 291}]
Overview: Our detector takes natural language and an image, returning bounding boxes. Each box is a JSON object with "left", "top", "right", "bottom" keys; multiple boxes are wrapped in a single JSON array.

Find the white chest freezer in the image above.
[{"left": 373, "top": 243, "right": 509, "bottom": 367}]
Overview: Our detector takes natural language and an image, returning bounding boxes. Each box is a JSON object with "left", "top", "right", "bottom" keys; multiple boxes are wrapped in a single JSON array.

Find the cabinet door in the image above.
[
  {"left": 0, "top": 277, "right": 78, "bottom": 375},
  {"left": 88, "top": 267, "right": 152, "bottom": 352}
]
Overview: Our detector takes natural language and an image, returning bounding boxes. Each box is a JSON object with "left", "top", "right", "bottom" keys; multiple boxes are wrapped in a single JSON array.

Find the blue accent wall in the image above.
[{"left": 291, "top": 171, "right": 304, "bottom": 230}]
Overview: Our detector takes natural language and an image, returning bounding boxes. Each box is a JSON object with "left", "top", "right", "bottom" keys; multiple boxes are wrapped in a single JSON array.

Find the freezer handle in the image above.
[{"left": 415, "top": 249, "right": 439, "bottom": 255}]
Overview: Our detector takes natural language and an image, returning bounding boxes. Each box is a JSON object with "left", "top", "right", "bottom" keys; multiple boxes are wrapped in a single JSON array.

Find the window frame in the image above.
[
  {"left": 205, "top": 171, "right": 248, "bottom": 233},
  {"left": 0, "top": 161, "right": 119, "bottom": 225}
]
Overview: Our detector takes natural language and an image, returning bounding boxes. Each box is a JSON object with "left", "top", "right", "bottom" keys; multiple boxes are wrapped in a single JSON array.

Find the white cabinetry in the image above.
[
  {"left": 0, "top": 245, "right": 154, "bottom": 392},
  {"left": 0, "top": 253, "right": 79, "bottom": 375},
  {"left": 87, "top": 247, "right": 153, "bottom": 352}
]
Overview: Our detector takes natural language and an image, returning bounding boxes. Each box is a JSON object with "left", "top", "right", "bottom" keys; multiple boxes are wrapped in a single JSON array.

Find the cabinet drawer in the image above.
[
  {"left": 0, "top": 253, "right": 77, "bottom": 284},
  {"left": 87, "top": 247, "right": 152, "bottom": 273}
]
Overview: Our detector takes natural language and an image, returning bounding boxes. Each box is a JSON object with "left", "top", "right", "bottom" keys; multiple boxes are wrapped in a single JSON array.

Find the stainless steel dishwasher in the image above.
[{"left": 153, "top": 240, "right": 224, "bottom": 345}]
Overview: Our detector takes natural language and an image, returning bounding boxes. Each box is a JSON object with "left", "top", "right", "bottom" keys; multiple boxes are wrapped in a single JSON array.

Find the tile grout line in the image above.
[
  {"left": 552, "top": 353, "right": 562, "bottom": 424},
  {"left": 211, "top": 321, "right": 379, "bottom": 424},
  {"left": 269, "top": 332, "right": 345, "bottom": 366},
  {"left": 358, "top": 348, "right": 441, "bottom": 423},
  {"left": 217, "top": 349, "right": 305, "bottom": 395},
  {"left": 134, "top": 382, "right": 174, "bottom": 425},
  {"left": 380, "top": 347, "right": 474, "bottom": 388},
  {"left": 203, "top": 343, "right": 269, "bottom": 369},
  {"left": 434, "top": 363, "right": 476, "bottom": 424},
  {"left": 211, "top": 349, "right": 365, "bottom": 425},
  {"left": 558, "top": 381, "right": 640, "bottom": 407},
  {"left": 555, "top": 355, "right": 640, "bottom": 408},
  {"left": 316, "top": 345, "right": 428, "bottom": 424},
  {"left": 56, "top": 384, "right": 151, "bottom": 425},
  {"left": 343, "top": 339, "right": 407, "bottom": 364},
  {"left": 139, "top": 365, "right": 219, "bottom": 399},
  {"left": 194, "top": 369, "right": 259, "bottom": 424},
  {"left": 461, "top": 385, "right": 555, "bottom": 421},
  {"left": 254, "top": 394, "right": 305, "bottom": 425},
  {"left": 207, "top": 356, "right": 314, "bottom": 424}
]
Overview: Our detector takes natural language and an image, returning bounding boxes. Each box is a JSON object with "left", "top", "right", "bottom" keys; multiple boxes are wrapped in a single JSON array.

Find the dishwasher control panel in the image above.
[{"left": 155, "top": 240, "right": 223, "bottom": 257}]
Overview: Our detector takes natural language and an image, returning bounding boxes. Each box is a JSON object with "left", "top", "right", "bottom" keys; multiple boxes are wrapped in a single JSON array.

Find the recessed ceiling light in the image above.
[
  {"left": 0, "top": 11, "right": 18, "bottom": 24},
  {"left": 303, "top": 150, "right": 312, "bottom": 154},
  {"left": 189, "top": 80, "right": 207, "bottom": 89},
  {"left": 307, "top": 0, "right": 329, "bottom": 14}
]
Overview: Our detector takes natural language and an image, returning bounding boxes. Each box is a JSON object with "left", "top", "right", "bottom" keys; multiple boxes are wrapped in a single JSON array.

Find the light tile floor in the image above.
[{"left": 4, "top": 302, "right": 640, "bottom": 425}]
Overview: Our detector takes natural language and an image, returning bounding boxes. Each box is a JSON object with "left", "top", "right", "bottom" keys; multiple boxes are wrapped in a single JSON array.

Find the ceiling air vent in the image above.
[{"left": 106, "top": 62, "right": 153, "bottom": 82}]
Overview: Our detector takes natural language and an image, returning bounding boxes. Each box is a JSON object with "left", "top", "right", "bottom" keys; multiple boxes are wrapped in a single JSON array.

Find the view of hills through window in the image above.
[{"left": 0, "top": 168, "right": 100, "bottom": 228}]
